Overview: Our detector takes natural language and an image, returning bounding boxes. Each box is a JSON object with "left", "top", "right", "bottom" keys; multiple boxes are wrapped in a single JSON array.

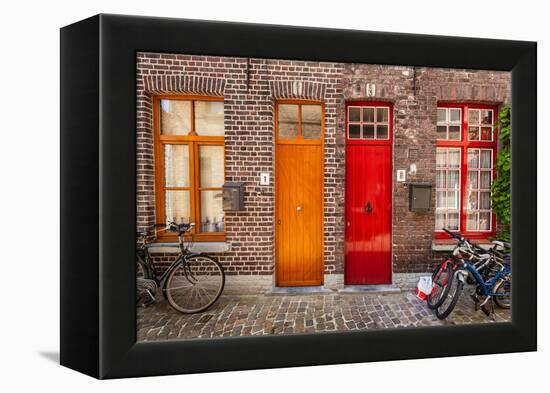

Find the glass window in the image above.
[
  {"left": 347, "top": 105, "right": 391, "bottom": 140},
  {"left": 301, "top": 105, "right": 322, "bottom": 140},
  {"left": 195, "top": 101, "right": 224, "bottom": 136},
  {"left": 435, "top": 148, "right": 461, "bottom": 231},
  {"left": 437, "top": 107, "right": 462, "bottom": 140},
  {"left": 160, "top": 99, "right": 191, "bottom": 135},
  {"left": 278, "top": 104, "right": 299, "bottom": 139},
  {"left": 156, "top": 96, "right": 225, "bottom": 239},
  {"left": 466, "top": 148, "right": 493, "bottom": 231},
  {"left": 435, "top": 105, "right": 496, "bottom": 234},
  {"left": 164, "top": 145, "right": 190, "bottom": 187}
]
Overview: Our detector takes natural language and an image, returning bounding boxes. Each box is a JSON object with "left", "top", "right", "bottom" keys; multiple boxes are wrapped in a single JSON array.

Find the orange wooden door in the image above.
[{"left": 275, "top": 102, "right": 324, "bottom": 286}]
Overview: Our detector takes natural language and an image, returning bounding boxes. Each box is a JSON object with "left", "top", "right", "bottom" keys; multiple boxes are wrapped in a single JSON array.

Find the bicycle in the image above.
[
  {"left": 433, "top": 228, "right": 511, "bottom": 320},
  {"left": 136, "top": 222, "right": 225, "bottom": 314}
]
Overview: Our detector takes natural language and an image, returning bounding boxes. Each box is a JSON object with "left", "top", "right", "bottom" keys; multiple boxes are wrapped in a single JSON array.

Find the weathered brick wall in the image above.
[
  {"left": 341, "top": 65, "right": 510, "bottom": 273},
  {"left": 136, "top": 52, "right": 511, "bottom": 280},
  {"left": 136, "top": 53, "right": 343, "bottom": 276}
]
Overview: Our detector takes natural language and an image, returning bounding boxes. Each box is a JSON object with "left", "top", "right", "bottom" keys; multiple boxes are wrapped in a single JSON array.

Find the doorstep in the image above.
[
  {"left": 265, "top": 286, "right": 334, "bottom": 296},
  {"left": 338, "top": 285, "right": 401, "bottom": 294}
]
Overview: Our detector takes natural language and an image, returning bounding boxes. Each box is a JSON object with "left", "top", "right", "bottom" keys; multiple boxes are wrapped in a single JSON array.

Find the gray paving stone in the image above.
[{"left": 137, "top": 290, "right": 511, "bottom": 341}]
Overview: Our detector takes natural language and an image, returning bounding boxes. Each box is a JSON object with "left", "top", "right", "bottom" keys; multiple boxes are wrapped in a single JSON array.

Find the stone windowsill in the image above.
[
  {"left": 148, "top": 242, "right": 231, "bottom": 254},
  {"left": 432, "top": 239, "right": 495, "bottom": 252}
]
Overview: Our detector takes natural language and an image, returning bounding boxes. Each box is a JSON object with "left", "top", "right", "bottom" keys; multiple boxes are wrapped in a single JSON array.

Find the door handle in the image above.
[{"left": 364, "top": 201, "right": 373, "bottom": 213}]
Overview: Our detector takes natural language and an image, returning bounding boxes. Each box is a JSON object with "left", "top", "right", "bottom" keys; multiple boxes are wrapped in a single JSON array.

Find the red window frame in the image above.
[
  {"left": 345, "top": 101, "right": 393, "bottom": 146},
  {"left": 435, "top": 103, "right": 498, "bottom": 239}
]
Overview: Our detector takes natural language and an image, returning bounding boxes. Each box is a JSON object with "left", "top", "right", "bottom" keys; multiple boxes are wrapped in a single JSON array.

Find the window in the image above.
[
  {"left": 347, "top": 105, "right": 390, "bottom": 140},
  {"left": 154, "top": 96, "right": 225, "bottom": 241},
  {"left": 277, "top": 102, "right": 323, "bottom": 140},
  {"left": 435, "top": 104, "right": 497, "bottom": 237}
]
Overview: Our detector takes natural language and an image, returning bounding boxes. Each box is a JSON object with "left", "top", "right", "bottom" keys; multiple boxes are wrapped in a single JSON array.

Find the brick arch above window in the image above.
[
  {"left": 269, "top": 80, "right": 326, "bottom": 101},
  {"left": 142, "top": 75, "right": 226, "bottom": 96}
]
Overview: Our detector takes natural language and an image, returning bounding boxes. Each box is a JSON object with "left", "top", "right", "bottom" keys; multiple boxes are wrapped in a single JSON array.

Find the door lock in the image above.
[
  {"left": 365, "top": 201, "right": 373, "bottom": 213},
  {"left": 296, "top": 205, "right": 302, "bottom": 211}
]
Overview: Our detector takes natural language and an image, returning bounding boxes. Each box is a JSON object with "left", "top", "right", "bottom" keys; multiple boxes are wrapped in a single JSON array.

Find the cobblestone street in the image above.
[{"left": 137, "top": 289, "right": 511, "bottom": 341}]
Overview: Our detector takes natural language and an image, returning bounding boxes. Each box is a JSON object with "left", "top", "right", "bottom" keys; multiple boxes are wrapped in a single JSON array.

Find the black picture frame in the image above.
[{"left": 60, "top": 14, "right": 536, "bottom": 379}]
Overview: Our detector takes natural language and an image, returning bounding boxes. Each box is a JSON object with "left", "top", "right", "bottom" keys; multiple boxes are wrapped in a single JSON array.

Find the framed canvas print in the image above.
[{"left": 60, "top": 14, "right": 536, "bottom": 379}]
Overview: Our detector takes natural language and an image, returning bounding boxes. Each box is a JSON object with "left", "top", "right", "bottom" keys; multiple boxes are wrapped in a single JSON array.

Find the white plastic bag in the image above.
[{"left": 415, "top": 276, "right": 433, "bottom": 300}]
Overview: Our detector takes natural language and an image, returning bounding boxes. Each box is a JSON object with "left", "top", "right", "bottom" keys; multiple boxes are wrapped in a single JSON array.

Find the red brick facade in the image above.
[{"left": 136, "top": 52, "right": 510, "bottom": 286}]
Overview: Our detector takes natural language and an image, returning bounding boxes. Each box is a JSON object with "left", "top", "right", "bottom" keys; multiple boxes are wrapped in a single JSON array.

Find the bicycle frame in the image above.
[{"left": 459, "top": 259, "right": 511, "bottom": 298}]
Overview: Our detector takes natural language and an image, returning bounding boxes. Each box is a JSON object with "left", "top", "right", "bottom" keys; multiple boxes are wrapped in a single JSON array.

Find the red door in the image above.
[{"left": 345, "top": 102, "right": 392, "bottom": 285}]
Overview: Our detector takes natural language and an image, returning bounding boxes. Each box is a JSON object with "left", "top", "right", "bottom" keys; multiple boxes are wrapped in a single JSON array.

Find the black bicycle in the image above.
[{"left": 136, "top": 222, "right": 225, "bottom": 313}]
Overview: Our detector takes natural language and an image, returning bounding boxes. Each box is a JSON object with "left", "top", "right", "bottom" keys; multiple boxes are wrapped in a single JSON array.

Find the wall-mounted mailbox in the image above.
[
  {"left": 409, "top": 183, "right": 432, "bottom": 212},
  {"left": 222, "top": 182, "right": 245, "bottom": 211}
]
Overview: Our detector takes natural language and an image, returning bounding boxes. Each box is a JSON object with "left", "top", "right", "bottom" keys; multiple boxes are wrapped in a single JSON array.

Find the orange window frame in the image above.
[
  {"left": 435, "top": 103, "right": 498, "bottom": 239},
  {"left": 153, "top": 95, "right": 225, "bottom": 242}
]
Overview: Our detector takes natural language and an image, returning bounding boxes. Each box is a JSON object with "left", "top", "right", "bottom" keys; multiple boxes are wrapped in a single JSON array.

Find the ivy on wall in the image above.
[{"left": 491, "top": 105, "right": 511, "bottom": 241}]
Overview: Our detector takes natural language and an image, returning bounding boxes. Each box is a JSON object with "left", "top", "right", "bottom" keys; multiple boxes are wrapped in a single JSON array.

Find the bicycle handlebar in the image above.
[{"left": 167, "top": 221, "right": 195, "bottom": 234}]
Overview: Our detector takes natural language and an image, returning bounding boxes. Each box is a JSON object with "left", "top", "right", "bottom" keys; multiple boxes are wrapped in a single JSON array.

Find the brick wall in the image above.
[
  {"left": 136, "top": 53, "right": 343, "bottom": 276},
  {"left": 136, "top": 52, "right": 510, "bottom": 282}
]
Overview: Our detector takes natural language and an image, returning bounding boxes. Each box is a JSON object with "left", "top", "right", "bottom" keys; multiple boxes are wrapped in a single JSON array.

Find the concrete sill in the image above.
[
  {"left": 148, "top": 242, "right": 231, "bottom": 254},
  {"left": 432, "top": 239, "right": 495, "bottom": 252}
]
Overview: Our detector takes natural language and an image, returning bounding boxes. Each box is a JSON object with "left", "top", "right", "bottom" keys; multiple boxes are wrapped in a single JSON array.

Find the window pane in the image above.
[
  {"left": 376, "top": 125, "right": 389, "bottom": 139},
  {"left": 447, "top": 170, "right": 460, "bottom": 189},
  {"left": 302, "top": 105, "right": 322, "bottom": 140},
  {"left": 199, "top": 145, "right": 224, "bottom": 188},
  {"left": 348, "top": 124, "right": 361, "bottom": 139},
  {"left": 467, "top": 170, "right": 478, "bottom": 189},
  {"left": 480, "top": 192, "right": 491, "bottom": 209},
  {"left": 437, "top": 108, "right": 447, "bottom": 123},
  {"left": 164, "top": 145, "right": 189, "bottom": 187},
  {"left": 479, "top": 212, "right": 491, "bottom": 231},
  {"left": 165, "top": 190, "right": 190, "bottom": 224},
  {"left": 449, "top": 125, "right": 461, "bottom": 140},
  {"left": 278, "top": 104, "right": 299, "bottom": 139},
  {"left": 468, "top": 150, "right": 479, "bottom": 168},
  {"left": 160, "top": 99, "right": 191, "bottom": 135},
  {"left": 468, "top": 109, "right": 480, "bottom": 125},
  {"left": 480, "top": 150, "right": 492, "bottom": 168},
  {"left": 436, "top": 125, "right": 447, "bottom": 139},
  {"left": 363, "top": 107, "right": 375, "bottom": 122},
  {"left": 195, "top": 101, "right": 224, "bottom": 136},
  {"left": 436, "top": 171, "right": 445, "bottom": 188},
  {"left": 481, "top": 110, "right": 493, "bottom": 125},
  {"left": 468, "top": 126, "right": 479, "bottom": 140},
  {"left": 448, "top": 150, "right": 460, "bottom": 168},
  {"left": 435, "top": 212, "right": 445, "bottom": 230},
  {"left": 376, "top": 107, "right": 388, "bottom": 123},
  {"left": 363, "top": 124, "right": 375, "bottom": 139},
  {"left": 436, "top": 191, "right": 446, "bottom": 208},
  {"left": 468, "top": 191, "right": 478, "bottom": 210},
  {"left": 200, "top": 190, "right": 224, "bottom": 232},
  {"left": 348, "top": 107, "right": 360, "bottom": 122},
  {"left": 466, "top": 212, "right": 478, "bottom": 231},
  {"left": 448, "top": 212, "right": 459, "bottom": 230},
  {"left": 450, "top": 109, "right": 461, "bottom": 123},
  {"left": 480, "top": 127, "right": 492, "bottom": 141},
  {"left": 436, "top": 150, "right": 446, "bottom": 168},
  {"left": 447, "top": 191, "right": 458, "bottom": 209},
  {"left": 480, "top": 171, "right": 491, "bottom": 189}
]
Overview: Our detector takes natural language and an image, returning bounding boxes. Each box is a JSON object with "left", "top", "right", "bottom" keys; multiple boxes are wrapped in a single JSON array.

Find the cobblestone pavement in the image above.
[{"left": 137, "top": 289, "right": 511, "bottom": 341}]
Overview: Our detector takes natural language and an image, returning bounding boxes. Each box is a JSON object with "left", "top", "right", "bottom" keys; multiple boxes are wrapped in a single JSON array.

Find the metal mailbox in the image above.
[
  {"left": 222, "top": 182, "right": 245, "bottom": 211},
  {"left": 409, "top": 183, "right": 432, "bottom": 212}
]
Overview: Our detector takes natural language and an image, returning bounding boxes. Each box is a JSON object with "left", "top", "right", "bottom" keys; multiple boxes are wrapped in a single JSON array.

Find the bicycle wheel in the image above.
[
  {"left": 493, "top": 277, "right": 511, "bottom": 309},
  {"left": 165, "top": 255, "right": 225, "bottom": 314},
  {"left": 427, "top": 260, "right": 454, "bottom": 310},
  {"left": 435, "top": 273, "right": 463, "bottom": 320}
]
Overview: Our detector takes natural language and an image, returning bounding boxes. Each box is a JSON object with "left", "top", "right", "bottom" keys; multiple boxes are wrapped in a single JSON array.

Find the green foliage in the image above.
[{"left": 491, "top": 105, "right": 511, "bottom": 241}]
